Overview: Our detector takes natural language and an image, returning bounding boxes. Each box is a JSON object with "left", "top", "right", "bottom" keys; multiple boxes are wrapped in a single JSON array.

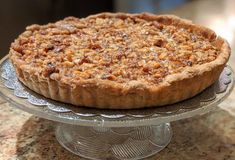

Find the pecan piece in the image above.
[
  {"left": 88, "top": 43, "right": 102, "bottom": 50},
  {"left": 186, "top": 60, "right": 193, "bottom": 66},
  {"left": 43, "top": 62, "right": 59, "bottom": 77},
  {"left": 79, "top": 56, "right": 92, "bottom": 65},
  {"left": 12, "top": 45, "right": 24, "bottom": 54},
  {"left": 101, "top": 74, "right": 117, "bottom": 81},
  {"left": 154, "top": 38, "right": 166, "bottom": 47},
  {"left": 153, "top": 73, "right": 161, "bottom": 78},
  {"left": 44, "top": 44, "right": 54, "bottom": 52}
]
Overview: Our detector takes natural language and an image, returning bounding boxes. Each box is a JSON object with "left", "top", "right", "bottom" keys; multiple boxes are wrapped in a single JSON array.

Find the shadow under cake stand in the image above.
[{"left": 0, "top": 57, "right": 234, "bottom": 160}]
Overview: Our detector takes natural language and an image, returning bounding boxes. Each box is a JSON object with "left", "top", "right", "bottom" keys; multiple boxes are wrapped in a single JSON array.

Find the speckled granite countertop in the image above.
[{"left": 0, "top": 90, "right": 235, "bottom": 160}]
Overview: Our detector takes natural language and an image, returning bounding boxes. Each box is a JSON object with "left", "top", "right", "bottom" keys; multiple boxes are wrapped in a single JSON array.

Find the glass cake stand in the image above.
[{"left": 0, "top": 57, "right": 234, "bottom": 160}]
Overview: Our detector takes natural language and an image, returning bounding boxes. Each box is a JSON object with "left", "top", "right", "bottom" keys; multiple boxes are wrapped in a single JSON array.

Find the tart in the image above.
[{"left": 9, "top": 12, "right": 230, "bottom": 109}]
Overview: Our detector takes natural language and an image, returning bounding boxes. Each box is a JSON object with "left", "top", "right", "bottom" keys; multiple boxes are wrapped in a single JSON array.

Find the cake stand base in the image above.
[{"left": 56, "top": 123, "right": 172, "bottom": 160}]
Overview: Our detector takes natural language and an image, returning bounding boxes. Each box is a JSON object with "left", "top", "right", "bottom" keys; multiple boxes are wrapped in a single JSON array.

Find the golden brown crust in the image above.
[{"left": 9, "top": 12, "right": 231, "bottom": 109}]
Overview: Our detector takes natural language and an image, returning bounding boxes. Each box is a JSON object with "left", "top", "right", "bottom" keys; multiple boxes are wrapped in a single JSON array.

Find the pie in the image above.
[{"left": 9, "top": 12, "right": 230, "bottom": 109}]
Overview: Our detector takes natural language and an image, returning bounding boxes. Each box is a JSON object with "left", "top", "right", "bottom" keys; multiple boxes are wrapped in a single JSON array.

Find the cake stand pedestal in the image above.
[
  {"left": 0, "top": 57, "right": 233, "bottom": 160},
  {"left": 56, "top": 123, "right": 171, "bottom": 160}
]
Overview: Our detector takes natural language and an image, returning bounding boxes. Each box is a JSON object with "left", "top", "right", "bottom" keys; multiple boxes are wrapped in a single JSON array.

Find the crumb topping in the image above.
[{"left": 11, "top": 15, "right": 219, "bottom": 85}]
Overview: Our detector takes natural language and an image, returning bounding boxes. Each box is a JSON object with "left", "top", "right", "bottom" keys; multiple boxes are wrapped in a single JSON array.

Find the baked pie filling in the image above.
[{"left": 9, "top": 13, "right": 230, "bottom": 109}]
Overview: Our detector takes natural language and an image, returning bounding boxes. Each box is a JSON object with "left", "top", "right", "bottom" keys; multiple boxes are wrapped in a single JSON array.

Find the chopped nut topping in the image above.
[{"left": 11, "top": 15, "right": 219, "bottom": 85}]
